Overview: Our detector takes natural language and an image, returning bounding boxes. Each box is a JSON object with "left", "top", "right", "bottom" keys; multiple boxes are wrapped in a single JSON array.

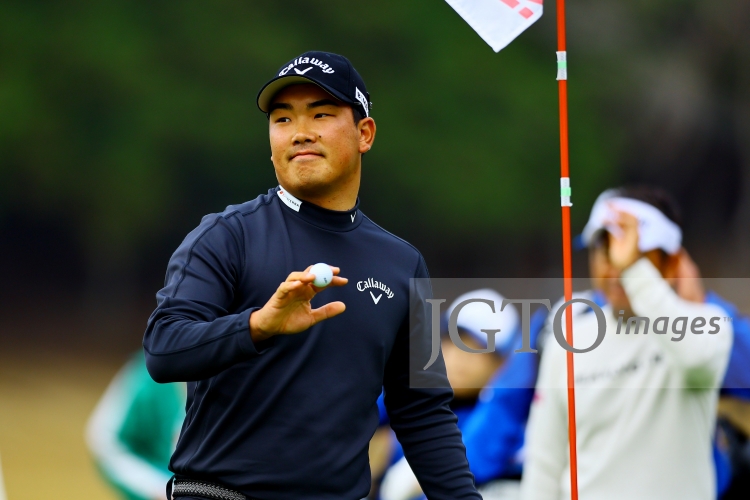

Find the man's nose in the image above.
[{"left": 291, "top": 121, "right": 317, "bottom": 145}]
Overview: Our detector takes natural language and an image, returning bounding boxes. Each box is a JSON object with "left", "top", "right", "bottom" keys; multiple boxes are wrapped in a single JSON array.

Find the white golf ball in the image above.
[{"left": 310, "top": 263, "right": 333, "bottom": 288}]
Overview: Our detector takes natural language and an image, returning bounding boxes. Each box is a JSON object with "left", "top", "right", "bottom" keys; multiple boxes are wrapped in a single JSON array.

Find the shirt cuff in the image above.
[
  {"left": 236, "top": 307, "right": 275, "bottom": 357},
  {"left": 620, "top": 257, "right": 662, "bottom": 297}
]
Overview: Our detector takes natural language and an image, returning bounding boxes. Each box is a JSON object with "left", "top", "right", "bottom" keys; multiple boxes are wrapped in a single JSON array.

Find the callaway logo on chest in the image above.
[{"left": 357, "top": 278, "right": 394, "bottom": 304}]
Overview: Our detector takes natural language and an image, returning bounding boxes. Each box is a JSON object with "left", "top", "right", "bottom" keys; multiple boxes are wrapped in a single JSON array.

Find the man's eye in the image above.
[
  {"left": 315, "top": 113, "right": 330, "bottom": 119},
  {"left": 275, "top": 117, "right": 291, "bottom": 123}
]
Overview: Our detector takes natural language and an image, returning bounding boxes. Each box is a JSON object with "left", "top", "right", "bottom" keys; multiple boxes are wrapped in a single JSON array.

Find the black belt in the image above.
[{"left": 169, "top": 477, "right": 250, "bottom": 500}]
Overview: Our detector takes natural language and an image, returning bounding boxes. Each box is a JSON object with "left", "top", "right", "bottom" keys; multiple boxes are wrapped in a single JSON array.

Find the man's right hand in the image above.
[
  {"left": 607, "top": 209, "right": 642, "bottom": 270},
  {"left": 249, "top": 265, "right": 347, "bottom": 343}
]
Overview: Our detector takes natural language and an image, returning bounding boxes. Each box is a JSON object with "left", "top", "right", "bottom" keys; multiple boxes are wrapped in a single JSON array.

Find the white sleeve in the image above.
[
  {"left": 85, "top": 364, "right": 170, "bottom": 499},
  {"left": 379, "top": 456, "right": 423, "bottom": 500},
  {"left": 520, "top": 337, "right": 567, "bottom": 500},
  {"left": 0, "top": 452, "right": 7, "bottom": 500},
  {"left": 621, "top": 258, "right": 733, "bottom": 387}
]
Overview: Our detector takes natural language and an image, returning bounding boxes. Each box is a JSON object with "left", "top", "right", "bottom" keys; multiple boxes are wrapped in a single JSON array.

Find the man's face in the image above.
[
  {"left": 268, "top": 83, "right": 373, "bottom": 200},
  {"left": 588, "top": 232, "right": 671, "bottom": 316},
  {"left": 589, "top": 238, "right": 631, "bottom": 315},
  {"left": 441, "top": 335, "right": 503, "bottom": 400}
]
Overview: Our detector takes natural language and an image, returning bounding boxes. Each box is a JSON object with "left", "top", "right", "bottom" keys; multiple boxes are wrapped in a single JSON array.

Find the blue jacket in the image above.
[
  {"left": 143, "top": 188, "right": 480, "bottom": 500},
  {"left": 459, "top": 307, "right": 548, "bottom": 483}
]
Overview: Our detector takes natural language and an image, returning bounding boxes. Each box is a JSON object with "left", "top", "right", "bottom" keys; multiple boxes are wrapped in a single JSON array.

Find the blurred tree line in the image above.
[{"left": 0, "top": 0, "right": 747, "bottom": 315}]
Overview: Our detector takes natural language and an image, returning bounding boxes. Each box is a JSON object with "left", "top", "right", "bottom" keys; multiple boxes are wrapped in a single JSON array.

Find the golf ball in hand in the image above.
[{"left": 310, "top": 263, "right": 333, "bottom": 288}]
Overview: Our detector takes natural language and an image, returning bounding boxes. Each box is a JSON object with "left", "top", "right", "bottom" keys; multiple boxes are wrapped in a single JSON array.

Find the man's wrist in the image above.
[
  {"left": 249, "top": 310, "right": 273, "bottom": 343},
  {"left": 619, "top": 254, "right": 642, "bottom": 271},
  {"left": 609, "top": 246, "right": 642, "bottom": 270},
  {"left": 620, "top": 257, "right": 659, "bottom": 283}
]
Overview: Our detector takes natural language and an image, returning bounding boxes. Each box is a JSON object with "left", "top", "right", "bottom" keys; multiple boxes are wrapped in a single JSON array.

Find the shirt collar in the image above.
[{"left": 275, "top": 186, "right": 362, "bottom": 232}]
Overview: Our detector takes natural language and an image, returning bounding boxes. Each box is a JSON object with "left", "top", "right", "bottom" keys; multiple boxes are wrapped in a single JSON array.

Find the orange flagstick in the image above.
[
  {"left": 441, "top": 0, "right": 578, "bottom": 492},
  {"left": 556, "top": 0, "right": 579, "bottom": 498}
]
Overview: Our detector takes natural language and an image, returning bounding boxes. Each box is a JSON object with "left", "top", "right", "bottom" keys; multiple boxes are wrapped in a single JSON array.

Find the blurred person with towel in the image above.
[{"left": 522, "top": 186, "right": 734, "bottom": 500}]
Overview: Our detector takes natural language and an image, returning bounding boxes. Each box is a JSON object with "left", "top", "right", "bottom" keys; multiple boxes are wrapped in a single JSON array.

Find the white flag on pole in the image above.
[{"left": 445, "top": 0, "right": 543, "bottom": 52}]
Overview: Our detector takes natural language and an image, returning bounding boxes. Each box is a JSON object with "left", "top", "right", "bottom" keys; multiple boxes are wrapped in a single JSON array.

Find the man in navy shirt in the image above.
[{"left": 143, "top": 51, "right": 480, "bottom": 500}]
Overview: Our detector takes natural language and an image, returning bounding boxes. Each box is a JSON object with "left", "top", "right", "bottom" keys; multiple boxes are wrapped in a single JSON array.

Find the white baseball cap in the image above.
[{"left": 446, "top": 288, "right": 520, "bottom": 357}]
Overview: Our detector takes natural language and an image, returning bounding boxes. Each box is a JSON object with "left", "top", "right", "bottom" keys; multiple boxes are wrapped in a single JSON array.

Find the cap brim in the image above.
[{"left": 256, "top": 75, "right": 355, "bottom": 113}]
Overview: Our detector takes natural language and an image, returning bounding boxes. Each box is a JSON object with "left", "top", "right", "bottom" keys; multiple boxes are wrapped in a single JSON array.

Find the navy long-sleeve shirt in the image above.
[{"left": 143, "top": 187, "right": 480, "bottom": 499}]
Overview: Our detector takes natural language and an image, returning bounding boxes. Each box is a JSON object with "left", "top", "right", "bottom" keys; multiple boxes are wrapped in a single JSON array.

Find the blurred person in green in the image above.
[{"left": 86, "top": 352, "right": 185, "bottom": 500}]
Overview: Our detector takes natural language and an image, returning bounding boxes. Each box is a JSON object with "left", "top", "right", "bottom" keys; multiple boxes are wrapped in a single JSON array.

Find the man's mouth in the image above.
[{"left": 290, "top": 150, "right": 324, "bottom": 161}]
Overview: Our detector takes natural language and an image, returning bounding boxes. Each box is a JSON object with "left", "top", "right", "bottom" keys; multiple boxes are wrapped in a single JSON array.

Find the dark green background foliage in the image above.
[{"left": 0, "top": 0, "right": 748, "bottom": 309}]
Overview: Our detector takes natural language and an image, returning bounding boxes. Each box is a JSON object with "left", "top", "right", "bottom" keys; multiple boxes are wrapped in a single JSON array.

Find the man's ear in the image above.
[{"left": 358, "top": 117, "right": 376, "bottom": 154}]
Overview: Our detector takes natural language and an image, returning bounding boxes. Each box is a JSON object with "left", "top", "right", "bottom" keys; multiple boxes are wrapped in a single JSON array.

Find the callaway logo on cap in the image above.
[{"left": 257, "top": 51, "right": 371, "bottom": 119}]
